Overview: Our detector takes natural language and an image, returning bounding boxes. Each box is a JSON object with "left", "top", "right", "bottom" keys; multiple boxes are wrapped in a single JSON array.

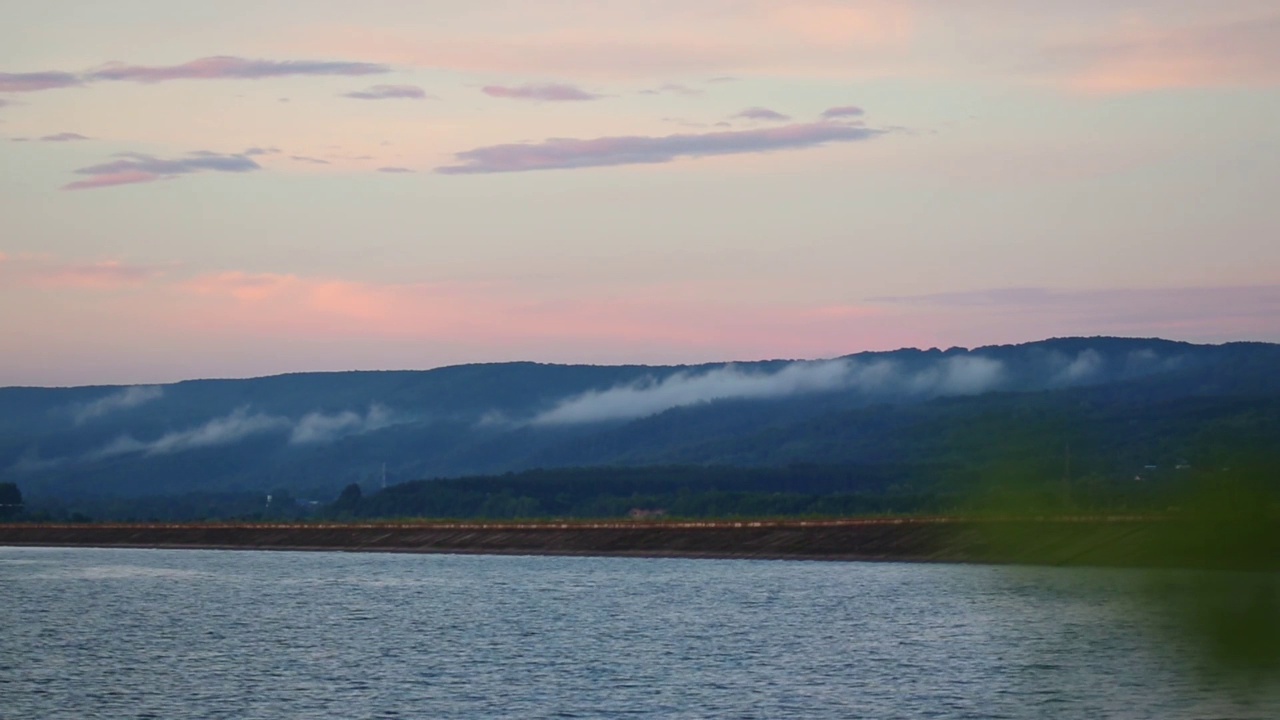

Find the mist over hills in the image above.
[{"left": 2, "top": 336, "right": 1278, "bottom": 510}]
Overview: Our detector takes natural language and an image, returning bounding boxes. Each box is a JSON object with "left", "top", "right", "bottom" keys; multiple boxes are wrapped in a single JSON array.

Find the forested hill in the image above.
[{"left": 2, "top": 337, "right": 1278, "bottom": 509}]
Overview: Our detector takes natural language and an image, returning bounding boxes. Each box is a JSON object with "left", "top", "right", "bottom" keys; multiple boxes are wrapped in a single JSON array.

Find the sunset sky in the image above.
[{"left": 2, "top": 0, "right": 1278, "bottom": 386}]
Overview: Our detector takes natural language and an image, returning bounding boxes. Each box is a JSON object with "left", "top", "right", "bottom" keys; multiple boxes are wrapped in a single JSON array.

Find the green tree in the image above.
[
  {"left": 331, "top": 483, "right": 363, "bottom": 516},
  {"left": 0, "top": 482, "right": 22, "bottom": 519}
]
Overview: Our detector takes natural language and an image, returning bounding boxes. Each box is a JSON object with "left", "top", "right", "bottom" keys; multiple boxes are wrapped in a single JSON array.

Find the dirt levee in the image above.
[{"left": 0, "top": 517, "right": 1207, "bottom": 567}]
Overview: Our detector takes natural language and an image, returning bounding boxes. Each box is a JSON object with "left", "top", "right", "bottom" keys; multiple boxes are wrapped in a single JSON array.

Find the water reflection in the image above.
[{"left": 3, "top": 547, "right": 1278, "bottom": 719}]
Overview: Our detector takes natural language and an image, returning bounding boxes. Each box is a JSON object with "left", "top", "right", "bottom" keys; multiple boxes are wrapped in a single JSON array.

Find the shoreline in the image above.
[
  {"left": 0, "top": 541, "right": 941, "bottom": 564},
  {"left": 0, "top": 517, "right": 1207, "bottom": 568}
]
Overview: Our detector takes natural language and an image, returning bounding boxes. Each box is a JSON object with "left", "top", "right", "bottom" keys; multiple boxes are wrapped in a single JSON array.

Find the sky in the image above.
[{"left": 1, "top": 0, "right": 1278, "bottom": 386}]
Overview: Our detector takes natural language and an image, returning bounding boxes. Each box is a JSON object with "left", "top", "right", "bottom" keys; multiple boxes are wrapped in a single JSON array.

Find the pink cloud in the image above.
[
  {"left": 63, "top": 151, "right": 260, "bottom": 191},
  {"left": 279, "top": 5, "right": 1278, "bottom": 95},
  {"left": 184, "top": 271, "right": 293, "bottom": 301},
  {"left": 181, "top": 272, "right": 518, "bottom": 339},
  {"left": 184, "top": 273, "right": 424, "bottom": 328},
  {"left": 170, "top": 275, "right": 1280, "bottom": 355},
  {"left": 1048, "top": 14, "right": 1280, "bottom": 93},
  {"left": 8, "top": 252, "right": 1279, "bottom": 385},
  {"left": 40, "top": 261, "right": 163, "bottom": 289},
  {"left": 287, "top": 2, "right": 917, "bottom": 82},
  {"left": 0, "top": 71, "right": 81, "bottom": 92},
  {"left": 62, "top": 172, "right": 162, "bottom": 191},
  {"left": 481, "top": 83, "right": 602, "bottom": 101},
  {"left": 768, "top": 2, "right": 914, "bottom": 47},
  {"left": 299, "top": 33, "right": 743, "bottom": 79},
  {"left": 170, "top": 269, "right": 897, "bottom": 356},
  {"left": 1, "top": 257, "right": 167, "bottom": 289}
]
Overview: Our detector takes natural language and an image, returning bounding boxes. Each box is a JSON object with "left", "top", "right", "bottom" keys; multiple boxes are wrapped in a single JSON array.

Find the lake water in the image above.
[{"left": 1, "top": 547, "right": 1275, "bottom": 719}]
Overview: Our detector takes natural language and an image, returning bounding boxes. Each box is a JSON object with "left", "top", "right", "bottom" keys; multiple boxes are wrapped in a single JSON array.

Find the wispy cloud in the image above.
[
  {"left": 1046, "top": 14, "right": 1280, "bottom": 93},
  {"left": 531, "top": 355, "right": 1005, "bottom": 425},
  {"left": 169, "top": 267, "right": 884, "bottom": 361},
  {"left": 871, "top": 287, "right": 1061, "bottom": 307},
  {"left": 290, "top": 405, "right": 397, "bottom": 444},
  {"left": 61, "top": 171, "right": 161, "bottom": 191},
  {"left": 73, "top": 386, "right": 164, "bottom": 424},
  {"left": 86, "top": 56, "right": 390, "bottom": 83},
  {"left": 377, "top": 166, "right": 414, "bottom": 173},
  {"left": 481, "top": 83, "right": 602, "bottom": 101},
  {"left": 342, "top": 83, "right": 430, "bottom": 100},
  {"left": 63, "top": 151, "right": 261, "bottom": 190},
  {"left": 9, "top": 452, "right": 65, "bottom": 474},
  {"left": 181, "top": 271, "right": 412, "bottom": 326},
  {"left": 869, "top": 285, "right": 1280, "bottom": 337},
  {"left": 733, "top": 107, "right": 792, "bottom": 122},
  {"left": 533, "top": 361, "right": 857, "bottom": 424},
  {"left": 39, "top": 132, "right": 90, "bottom": 142},
  {"left": 88, "top": 404, "right": 402, "bottom": 458},
  {"left": 768, "top": 2, "right": 914, "bottom": 47},
  {"left": 868, "top": 286, "right": 1280, "bottom": 311},
  {"left": 0, "top": 57, "right": 389, "bottom": 95},
  {"left": 1051, "top": 349, "right": 1103, "bottom": 385},
  {"left": 290, "top": 155, "right": 330, "bottom": 165},
  {"left": 29, "top": 259, "right": 167, "bottom": 289},
  {"left": 821, "top": 105, "right": 865, "bottom": 119},
  {"left": 0, "top": 71, "right": 81, "bottom": 92},
  {"left": 640, "top": 83, "right": 701, "bottom": 96},
  {"left": 184, "top": 271, "right": 305, "bottom": 302},
  {"left": 94, "top": 407, "right": 291, "bottom": 457},
  {"left": 0, "top": 255, "right": 170, "bottom": 290},
  {"left": 297, "top": 2, "right": 916, "bottom": 82},
  {"left": 436, "top": 121, "right": 888, "bottom": 174}
]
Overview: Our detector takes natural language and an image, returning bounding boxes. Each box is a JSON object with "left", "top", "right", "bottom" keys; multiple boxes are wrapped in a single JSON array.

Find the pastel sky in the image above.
[{"left": 2, "top": 1, "right": 1278, "bottom": 386}]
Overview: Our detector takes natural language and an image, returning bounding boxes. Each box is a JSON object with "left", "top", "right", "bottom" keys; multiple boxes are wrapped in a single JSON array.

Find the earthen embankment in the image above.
[{"left": 0, "top": 517, "right": 1191, "bottom": 566}]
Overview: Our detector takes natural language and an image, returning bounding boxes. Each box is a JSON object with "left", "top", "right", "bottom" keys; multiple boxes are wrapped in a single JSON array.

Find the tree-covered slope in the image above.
[{"left": 1, "top": 337, "right": 1276, "bottom": 505}]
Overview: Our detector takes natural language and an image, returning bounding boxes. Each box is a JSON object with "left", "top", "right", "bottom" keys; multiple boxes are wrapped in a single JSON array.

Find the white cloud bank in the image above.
[
  {"left": 1049, "top": 349, "right": 1104, "bottom": 385},
  {"left": 290, "top": 405, "right": 395, "bottom": 444},
  {"left": 531, "top": 356, "right": 1006, "bottom": 425},
  {"left": 92, "top": 404, "right": 400, "bottom": 457},
  {"left": 73, "top": 385, "right": 164, "bottom": 424},
  {"left": 95, "top": 407, "right": 291, "bottom": 457}
]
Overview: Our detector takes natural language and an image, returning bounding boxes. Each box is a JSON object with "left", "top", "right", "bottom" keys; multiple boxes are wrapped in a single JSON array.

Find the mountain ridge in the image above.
[
  {"left": 1, "top": 335, "right": 1218, "bottom": 391},
  {"left": 2, "top": 336, "right": 1276, "bottom": 507}
]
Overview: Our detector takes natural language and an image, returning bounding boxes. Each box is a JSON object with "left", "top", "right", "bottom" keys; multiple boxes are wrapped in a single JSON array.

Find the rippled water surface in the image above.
[{"left": 1, "top": 547, "right": 1275, "bottom": 719}]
